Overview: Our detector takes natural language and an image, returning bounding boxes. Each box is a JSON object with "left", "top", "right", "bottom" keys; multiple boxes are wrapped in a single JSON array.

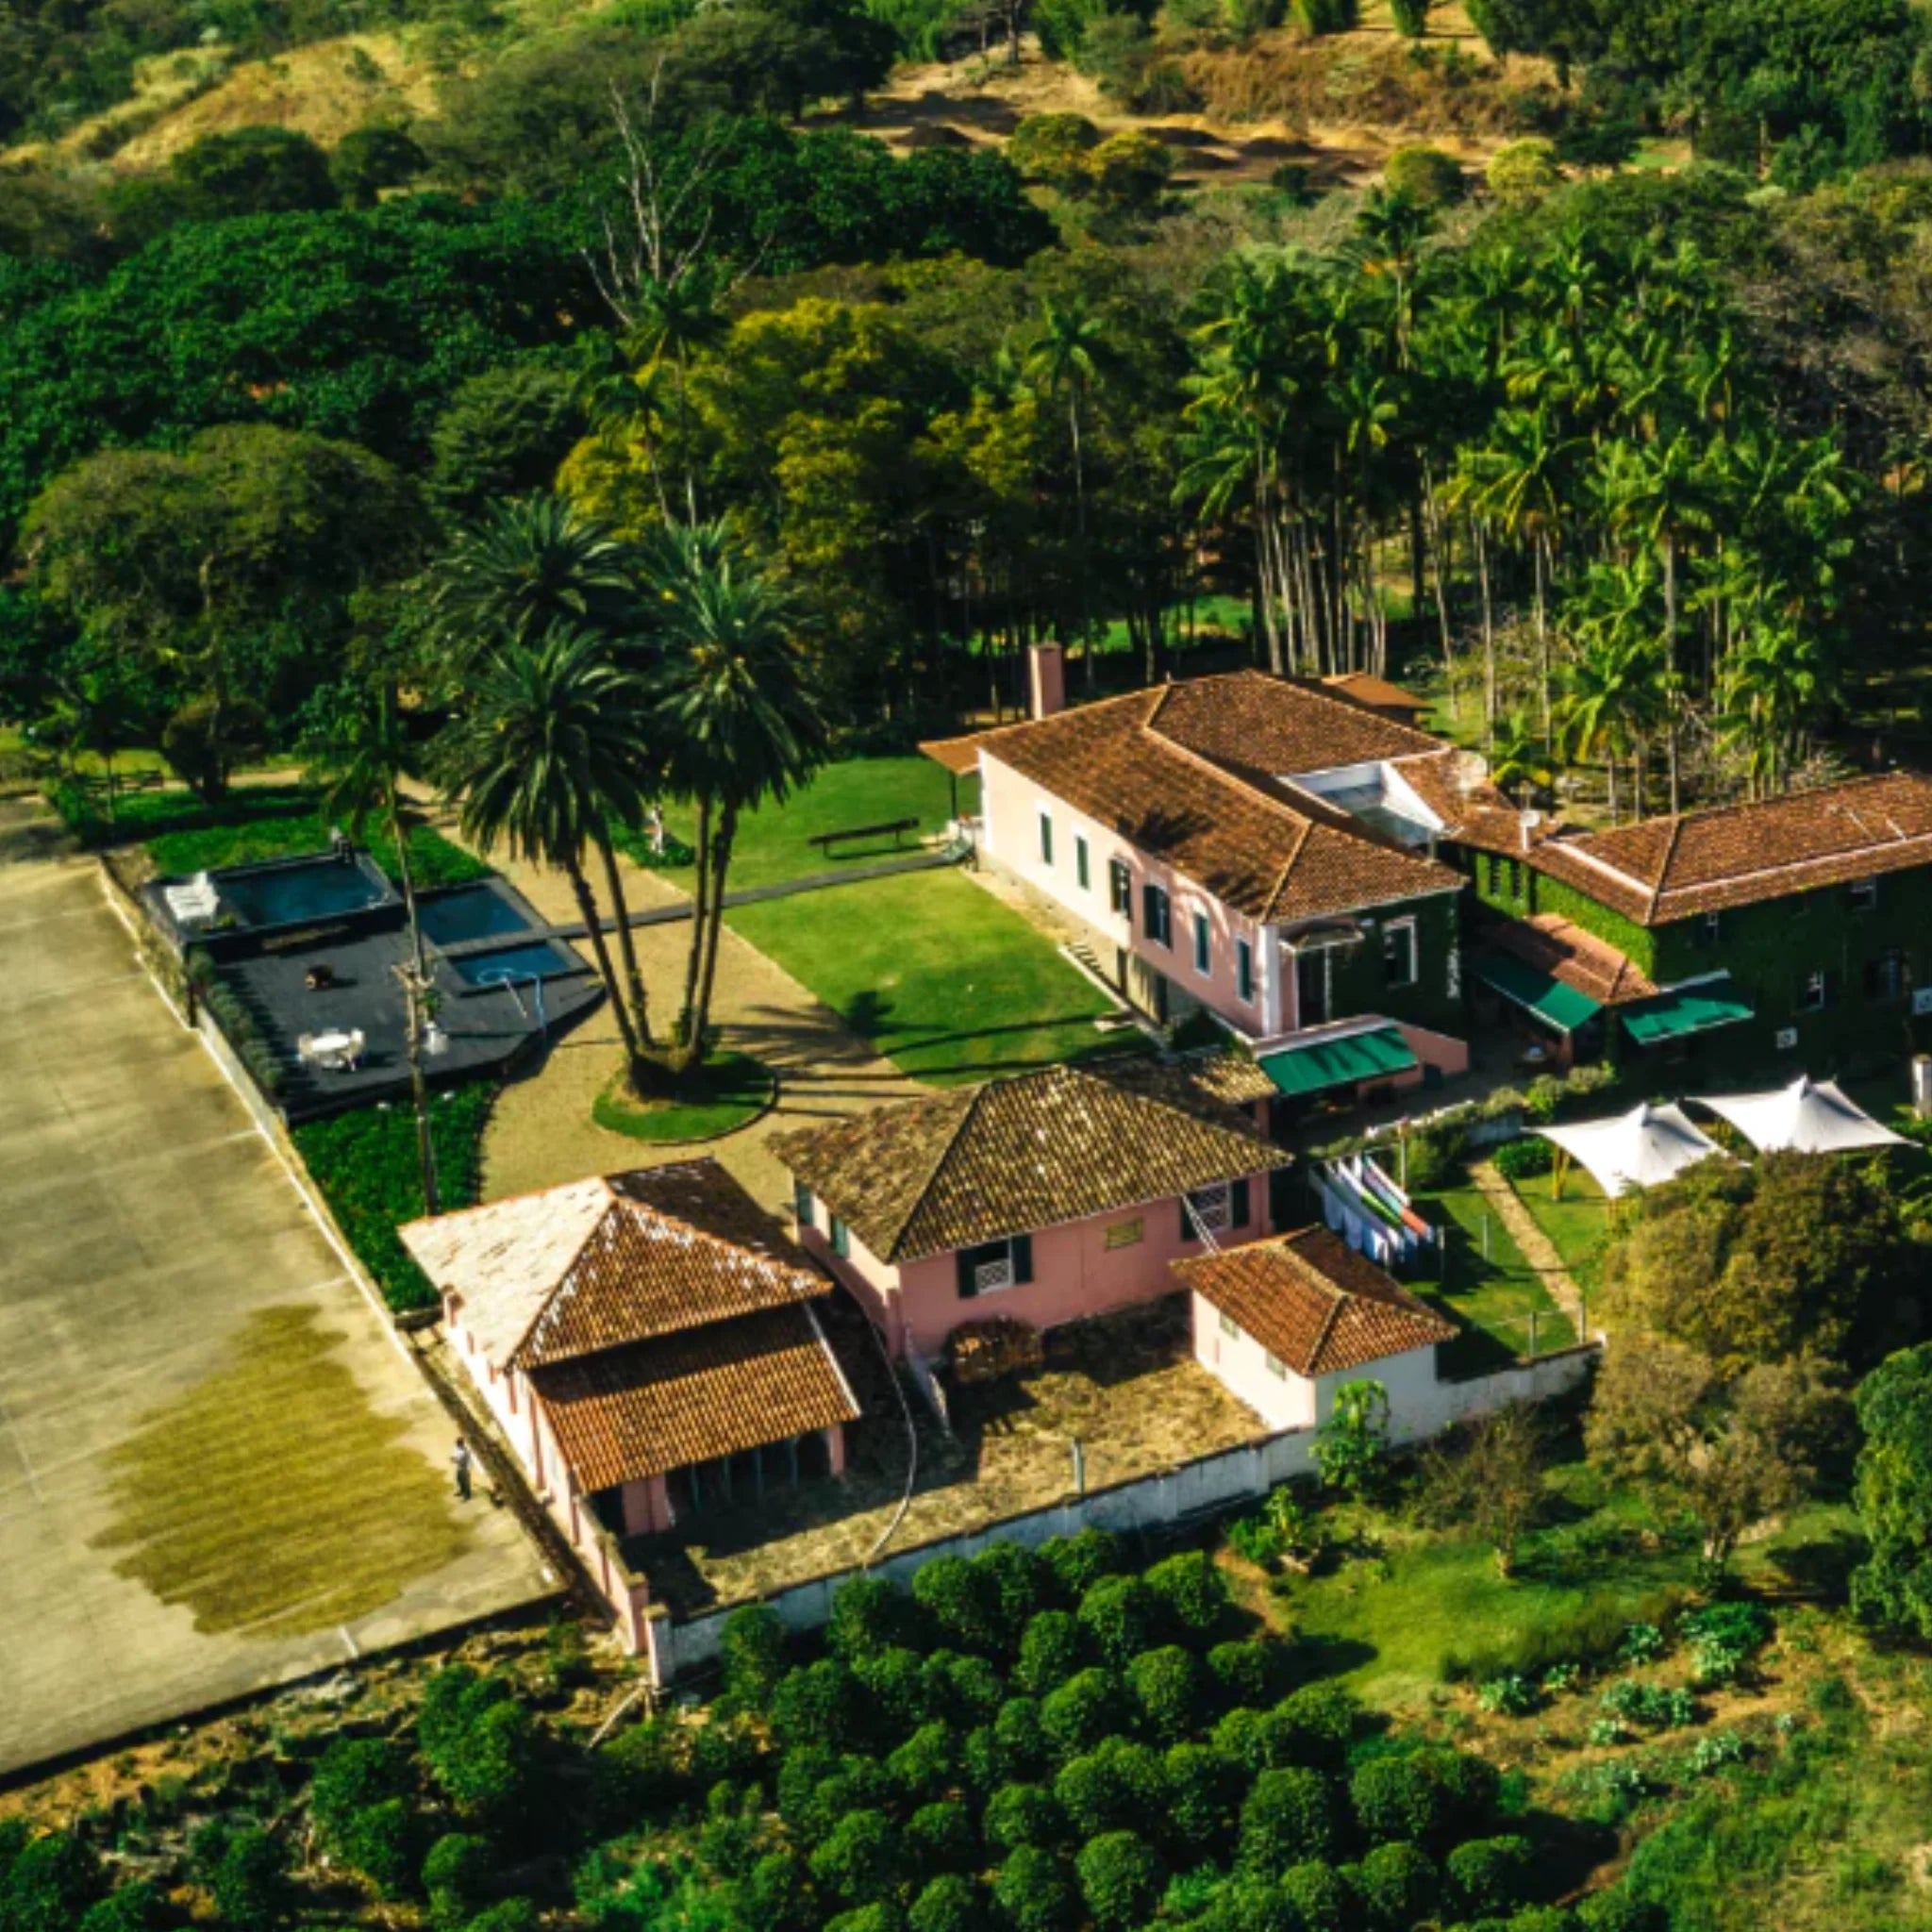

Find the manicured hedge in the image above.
[{"left": 292, "top": 1084, "right": 495, "bottom": 1312}]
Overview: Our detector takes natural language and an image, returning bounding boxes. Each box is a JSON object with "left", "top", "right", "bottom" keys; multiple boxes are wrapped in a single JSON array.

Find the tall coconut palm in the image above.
[
  {"left": 425, "top": 495, "right": 640, "bottom": 671},
  {"left": 1024, "top": 299, "right": 1115, "bottom": 688},
  {"left": 1557, "top": 558, "right": 1665, "bottom": 822},
  {"left": 435, "top": 625, "right": 658, "bottom": 1071},
  {"left": 649, "top": 527, "right": 829, "bottom": 1071}
]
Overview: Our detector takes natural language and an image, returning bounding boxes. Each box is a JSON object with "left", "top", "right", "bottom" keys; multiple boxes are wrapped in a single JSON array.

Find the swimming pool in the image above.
[
  {"left": 417, "top": 883, "right": 536, "bottom": 947},
  {"left": 449, "top": 940, "right": 587, "bottom": 988},
  {"left": 215, "top": 858, "right": 391, "bottom": 929}
]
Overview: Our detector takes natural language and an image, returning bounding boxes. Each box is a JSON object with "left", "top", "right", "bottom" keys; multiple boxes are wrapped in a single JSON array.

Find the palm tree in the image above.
[
  {"left": 435, "top": 625, "right": 658, "bottom": 1072},
  {"left": 1557, "top": 558, "right": 1664, "bottom": 821},
  {"left": 307, "top": 682, "right": 443, "bottom": 1208},
  {"left": 425, "top": 495, "right": 640, "bottom": 670},
  {"left": 1024, "top": 299, "right": 1114, "bottom": 688},
  {"left": 1466, "top": 406, "right": 1580, "bottom": 741},
  {"left": 649, "top": 527, "right": 829, "bottom": 1072},
  {"left": 624, "top": 270, "right": 728, "bottom": 523}
]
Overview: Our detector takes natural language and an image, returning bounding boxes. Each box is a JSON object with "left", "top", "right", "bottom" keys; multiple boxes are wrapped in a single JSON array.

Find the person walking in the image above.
[{"left": 452, "top": 1438, "right": 473, "bottom": 1502}]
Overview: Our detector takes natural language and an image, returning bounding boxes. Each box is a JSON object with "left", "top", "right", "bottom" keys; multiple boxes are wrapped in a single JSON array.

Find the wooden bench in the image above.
[{"left": 808, "top": 817, "right": 919, "bottom": 856}]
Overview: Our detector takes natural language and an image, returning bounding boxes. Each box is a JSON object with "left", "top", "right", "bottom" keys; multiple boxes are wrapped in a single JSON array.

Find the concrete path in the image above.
[
  {"left": 0, "top": 802, "right": 553, "bottom": 1778},
  {"left": 1471, "top": 1158, "right": 1590, "bottom": 1338}
]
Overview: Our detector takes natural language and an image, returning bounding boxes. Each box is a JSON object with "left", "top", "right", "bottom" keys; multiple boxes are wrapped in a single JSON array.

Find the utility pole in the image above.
[{"left": 394, "top": 957, "right": 445, "bottom": 1216}]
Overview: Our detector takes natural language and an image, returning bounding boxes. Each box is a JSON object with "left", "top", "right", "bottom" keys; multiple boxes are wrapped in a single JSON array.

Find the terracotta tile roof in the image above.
[
  {"left": 1175, "top": 1226, "right": 1457, "bottom": 1376},
  {"left": 1103, "top": 1049, "right": 1279, "bottom": 1114},
  {"left": 768, "top": 1058, "right": 1290, "bottom": 1264},
  {"left": 1150, "top": 671, "right": 1442, "bottom": 771},
  {"left": 1540, "top": 773, "right": 1932, "bottom": 924},
  {"left": 531, "top": 1303, "right": 860, "bottom": 1490},
  {"left": 400, "top": 1158, "right": 825, "bottom": 1372},
  {"left": 1322, "top": 672, "right": 1430, "bottom": 716},
  {"left": 927, "top": 675, "right": 1461, "bottom": 924},
  {"left": 1488, "top": 913, "right": 1658, "bottom": 1006}
]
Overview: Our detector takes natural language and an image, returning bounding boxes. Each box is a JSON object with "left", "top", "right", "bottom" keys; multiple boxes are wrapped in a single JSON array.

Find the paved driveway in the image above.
[{"left": 0, "top": 802, "right": 552, "bottom": 1776}]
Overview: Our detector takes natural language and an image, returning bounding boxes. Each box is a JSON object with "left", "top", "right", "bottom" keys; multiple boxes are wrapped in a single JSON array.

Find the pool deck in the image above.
[{"left": 159, "top": 874, "right": 608, "bottom": 1122}]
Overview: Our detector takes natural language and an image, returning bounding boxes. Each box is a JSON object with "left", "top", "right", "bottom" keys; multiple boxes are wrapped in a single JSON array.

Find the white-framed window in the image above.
[
  {"left": 1702, "top": 910, "right": 1722, "bottom": 945},
  {"left": 956, "top": 1234, "right": 1034, "bottom": 1298},
  {"left": 1264, "top": 1352, "right": 1287, "bottom": 1380},
  {"left": 1851, "top": 876, "right": 1878, "bottom": 911},
  {"left": 1382, "top": 916, "right": 1419, "bottom": 989},
  {"left": 1193, "top": 910, "right": 1212, "bottom": 977},
  {"left": 1038, "top": 809, "right": 1055, "bottom": 867},
  {"left": 1075, "top": 835, "right": 1091, "bottom": 891},
  {"left": 1109, "top": 858, "right": 1133, "bottom": 919},
  {"left": 1218, "top": 1309, "right": 1240, "bottom": 1340},
  {"left": 1801, "top": 970, "right": 1829, "bottom": 1013},
  {"left": 1236, "top": 937, "right": 1255, "bottom": 1004}
]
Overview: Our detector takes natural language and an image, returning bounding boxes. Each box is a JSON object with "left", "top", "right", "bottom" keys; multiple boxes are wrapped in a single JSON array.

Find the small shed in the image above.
[{"left": 1178, "top": 1226, "right": 1457, "bottom": 1433}]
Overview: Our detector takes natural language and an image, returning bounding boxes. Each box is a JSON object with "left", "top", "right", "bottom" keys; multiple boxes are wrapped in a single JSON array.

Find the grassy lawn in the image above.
[
  {"left": 1511, "top": 1165, "right": 1614, "bottom": 1299},
  {"left": 1280, "top": 1460, "right": 1857, "bottom": 1714},
  {"left": 626, "top": 757, "right": 977, "bottom": 892},
  {"left": 725, "top": 868, "right": 1119, "bottom": 1086},
  {"left": 61, "top": 781, "right": 489, "bottom": 889},
  {"left": 591, "top": 1051, "right": 776, "bottom": 1143},
  {"left": 1413, "top": 1177, "right": 1577, "bottom": 1370}
]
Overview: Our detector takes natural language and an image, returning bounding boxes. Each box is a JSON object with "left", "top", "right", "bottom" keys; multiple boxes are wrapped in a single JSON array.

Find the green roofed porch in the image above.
[
  {"left": 1257, "top": 1023, "right": 1420, "bottom": 1099},
  {"left": 1475, "top": 951, "right": 1602, "bottom": 1035},
  {"left": 1617, "top": 974, "right": 1756, "bottom": 1048}
]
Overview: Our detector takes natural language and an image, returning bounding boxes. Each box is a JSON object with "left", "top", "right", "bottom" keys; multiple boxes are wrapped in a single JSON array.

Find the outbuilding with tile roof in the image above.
[
  {"left": 1178, "top": 1226, "right": 1457, "bottom": 1433},
  {"left": 401, "top": 1158, "right": 859, "bottom": 1566}
]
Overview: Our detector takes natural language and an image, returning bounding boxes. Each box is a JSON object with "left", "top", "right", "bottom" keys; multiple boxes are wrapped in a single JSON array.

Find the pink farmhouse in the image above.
[
  {"left": 771, "top": 1058, "right": 1291, "bottom": 1362},
  {"left": 924, "top": 662, "right": 1479, "bottom": 1114}
]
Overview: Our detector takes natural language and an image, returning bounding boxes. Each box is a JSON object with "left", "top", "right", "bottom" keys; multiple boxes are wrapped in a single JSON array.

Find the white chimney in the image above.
[
  {"left": 1028, "top": 642, "right": 1067, "bottom": 720},
  {"left": 1518, "top": 808, "right": 1541, "bottom": 852}
]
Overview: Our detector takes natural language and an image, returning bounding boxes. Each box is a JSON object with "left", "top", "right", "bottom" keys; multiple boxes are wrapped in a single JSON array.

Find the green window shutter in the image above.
[
  {"left": 1011, "top": 1234, "right": 1033, "bottom": 1283},
  {"left": 956, "top": 1246, "right": 978, "bottom": 1297},
  {"left": 1193, "top": 912, "right": 1210, "bottom": 974},
  {"left": 1237, "top": 938, "right": 1254, "bottom": 1003},
  {"left": 1076, "top": 838, "right": 1091, "bottom": 890},
  {"left": 793, "top": 1180, "right": 814, "bottom": 1227},
  {"left": 1232, "top": 1177, "right": 1251, "bottom": 1227},
  {"left": 831, "top": 1217, "right": 850, "bottom": 1258},
  {"left": 1179, "top": 1197, "right": 1193, "bottom": 1242}
]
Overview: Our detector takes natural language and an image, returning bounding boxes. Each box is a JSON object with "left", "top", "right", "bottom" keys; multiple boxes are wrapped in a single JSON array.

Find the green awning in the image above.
[
  {"left": 1259, "top": 1024, "right": 1419, "bottom": 1097},
  {"left": 1619, "top": 974, "right": 1756, "bottom": 1046},
  {"left": 1475, "top": 952, "right": 1602, "bottom": 1035}
]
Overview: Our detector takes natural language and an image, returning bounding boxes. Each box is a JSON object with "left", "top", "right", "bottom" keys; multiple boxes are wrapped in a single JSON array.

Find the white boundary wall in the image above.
[{"left": 643, "top": 1343, "right": 1597, "bottom": 1687}]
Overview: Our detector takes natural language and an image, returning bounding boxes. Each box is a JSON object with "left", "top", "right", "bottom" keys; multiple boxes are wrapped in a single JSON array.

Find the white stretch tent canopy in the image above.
[
  {"left": 1535, "top": 1102, "right": 1729, "bottom": 1199},
  {"left": 1696, "top": 1074, "right": 1907, "bottom": 1155}
]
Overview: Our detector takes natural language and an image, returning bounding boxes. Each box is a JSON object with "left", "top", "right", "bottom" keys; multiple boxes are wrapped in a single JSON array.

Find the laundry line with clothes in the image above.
[{"left": 1315, "top": 1152, "right": 1438, "bottom": 1274}]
